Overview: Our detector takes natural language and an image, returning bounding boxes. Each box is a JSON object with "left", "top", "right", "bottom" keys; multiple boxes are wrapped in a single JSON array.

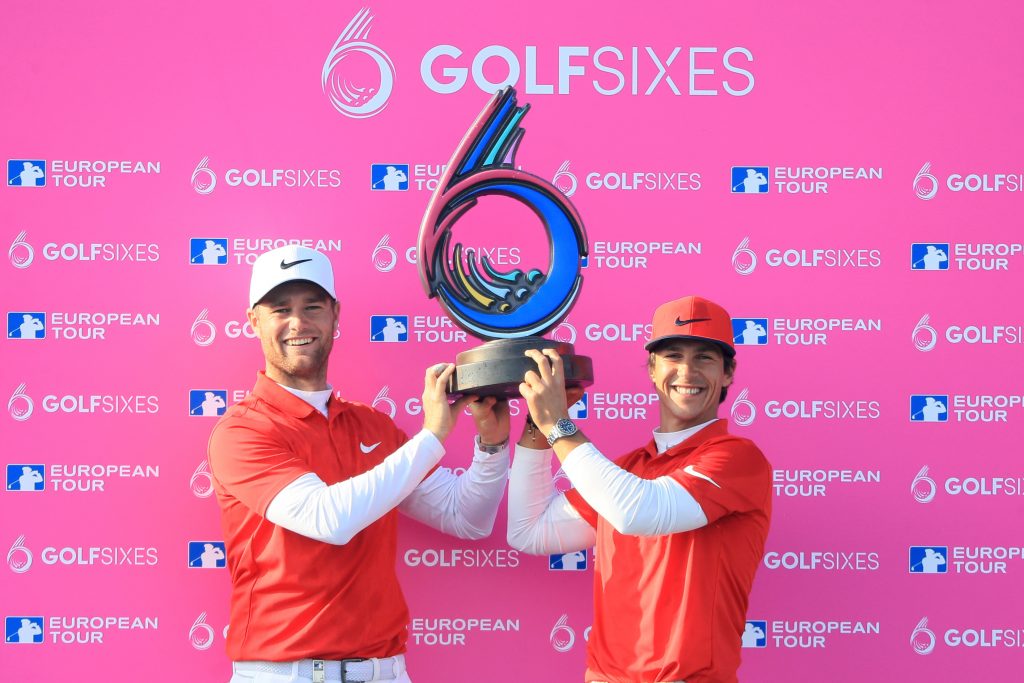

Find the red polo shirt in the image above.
[
  {"left": 565, "top": 420, "right": 772, "bottom": 683},
  {"left": 208, "top": 372, "right": 411, "bottom": 661}
]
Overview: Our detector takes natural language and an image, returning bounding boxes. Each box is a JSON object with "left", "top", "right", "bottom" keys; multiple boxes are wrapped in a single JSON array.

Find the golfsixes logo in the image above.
[{"left": 322, "top": 8, "right": 395, "bottom": 118}]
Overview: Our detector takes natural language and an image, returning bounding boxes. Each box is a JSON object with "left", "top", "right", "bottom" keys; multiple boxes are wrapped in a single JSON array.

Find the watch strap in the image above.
[{"left": 475, "top": 434, "right": 509, "bottom": 454}]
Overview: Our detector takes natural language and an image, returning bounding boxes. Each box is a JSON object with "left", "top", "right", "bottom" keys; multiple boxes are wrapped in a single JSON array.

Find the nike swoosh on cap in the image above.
[
  {"left": 280, "top": 258, "right": 313, "bottom": 269},
  {"left": 683, "top": 464, "right": 721, "bottom": 489},
  {"left": 359, "top": 442, "right": 381, "bottom": 454},
  {"left": 675, "top": 317, "right": 711, "bottom": 327}
]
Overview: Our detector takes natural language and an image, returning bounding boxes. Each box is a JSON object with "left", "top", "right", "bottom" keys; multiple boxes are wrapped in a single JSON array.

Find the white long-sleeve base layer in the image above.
[
  {"left": 266, "top": 430, "right": 509, "bottom": 544},
  {"left": 507, "top": 420, "right": 718, "bottom": 555},
  {"left": 262, "top": 385, "right": 509, "bottom": 545}
]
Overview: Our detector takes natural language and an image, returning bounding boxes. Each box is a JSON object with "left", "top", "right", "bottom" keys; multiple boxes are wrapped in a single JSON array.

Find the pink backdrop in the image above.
[{"left": 3, "top": 1, "right": 1024, "bottom": 680}]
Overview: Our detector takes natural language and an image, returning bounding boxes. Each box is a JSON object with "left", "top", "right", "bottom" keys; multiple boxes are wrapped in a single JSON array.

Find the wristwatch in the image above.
[
  {"left": 546, "top": 417, "right": 579, "bottom": 446},
  {"left": 475, "top": 435, "right": 509, "bottom": 454}
]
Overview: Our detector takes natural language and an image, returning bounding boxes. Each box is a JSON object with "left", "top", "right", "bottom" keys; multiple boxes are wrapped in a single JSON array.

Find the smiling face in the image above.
[
  {"left": 648, "top": 339, "right": 735, "bottom": 432},
  {"left": 247, "top": 281, "right": 339, "bottom": 391}
]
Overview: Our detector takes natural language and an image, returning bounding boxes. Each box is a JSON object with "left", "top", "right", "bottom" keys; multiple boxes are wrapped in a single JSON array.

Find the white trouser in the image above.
[
  {"left": 229, "top": 657, "right": 411, "bottom": 683},
  {"left": 230, "top": 672, "right": 411, "bottom": 683}
]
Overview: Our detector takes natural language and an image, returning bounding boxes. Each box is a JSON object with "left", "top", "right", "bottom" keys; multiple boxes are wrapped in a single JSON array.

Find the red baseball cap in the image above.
[{"left": 644, "top": 295, "right": 735, "bottom": 356}]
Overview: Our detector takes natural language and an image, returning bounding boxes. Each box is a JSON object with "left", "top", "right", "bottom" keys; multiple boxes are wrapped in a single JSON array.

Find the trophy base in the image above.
[{"left": 449, "top": 337, "right": 593, "bottom": 398}]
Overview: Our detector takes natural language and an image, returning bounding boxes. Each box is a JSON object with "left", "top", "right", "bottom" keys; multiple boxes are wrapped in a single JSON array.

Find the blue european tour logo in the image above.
[
  {"left": 549, "top": 551, "right": 588, "bottom": 571},
  {"left": 911, "top": 244, "right": 950, "bottom": 271},
  {"left": 910, "top": 395, "right": 948, "bottom": 423},
  {"left": 189, "top": 390, "right": 227, "bottom": 417},
  {"left": 7, "top": 160, "right": 46, "bottom": 187},
  {"left": 188, "top": 541, "right": 226, "bottom": 568},
  {"left": 7, "top": 313, "right": 45, "bottom": 340},
  {"left": 742, "top": 620, "right": 767, "bottom": 648},
  {"left": 569, "top": 393, "right": 588, "bottom": 420},
  {"left": 731, "top": 167, "right": 769, "bottom": 194},
  {"left": 5, "top": 616, "right": 44, "bottom": 644},
  {"left": 7, "top": 464, "right": 45, "bottom": 492},
  {"left": 370, "top": 315, "right": 408, "bottom": 342},
  {"left": 732, "top": 318, "right": 769, "bottom": 346},
  {"left": 910, "top": 546, "right": 948, "bottom": 574},
  {"left": 190, "top": 238, "right": 228, "bottom": 265},
  {"left": 371, "top": 164, "right": 409, "bottom": 191}
]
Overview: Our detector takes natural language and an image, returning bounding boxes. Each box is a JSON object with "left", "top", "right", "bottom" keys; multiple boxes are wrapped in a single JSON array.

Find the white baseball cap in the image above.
[{"left": 248, "top": 245, "right": 336, "bottom": 308}]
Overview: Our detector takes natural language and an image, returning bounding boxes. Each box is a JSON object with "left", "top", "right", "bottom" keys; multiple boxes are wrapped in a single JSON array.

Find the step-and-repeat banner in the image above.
[{"left": 3, "top": 2, "right": 1023, "bottom": 681}]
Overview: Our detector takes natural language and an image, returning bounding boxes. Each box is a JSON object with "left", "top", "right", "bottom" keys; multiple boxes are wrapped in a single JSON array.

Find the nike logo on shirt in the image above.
[
  {"left": 675, "top": 317, "right": 711, "bottom": 327},
  {"left": 359, "top": 442, "right": 381, "bottom": 454},
  {"left": 280, "top": 258, "right": 312, "bottom": 269},
  {"left": 683, "top": 464, "right": 721, "bottom": 488}
]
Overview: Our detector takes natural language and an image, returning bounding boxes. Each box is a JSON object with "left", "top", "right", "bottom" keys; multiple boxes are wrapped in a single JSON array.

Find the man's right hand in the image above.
[
  {"left": 422, "top": 363, "right": 476, "bottom": 442},
  {"left": 520, "top": 348, "right": 570, "bottom": 436}
]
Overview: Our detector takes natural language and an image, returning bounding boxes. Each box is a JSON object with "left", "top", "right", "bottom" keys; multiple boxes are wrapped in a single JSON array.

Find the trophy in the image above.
[{"left": 418, "top": 87, "right": 593, "bottom": 398}]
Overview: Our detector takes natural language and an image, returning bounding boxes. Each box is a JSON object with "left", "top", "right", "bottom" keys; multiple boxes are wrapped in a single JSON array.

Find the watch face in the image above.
[
  {"left": 548, "top": 418, "right": 578, "bottom": 445},
  {"left": 556, "top": 418, "right": 577, "bottom": 436}
]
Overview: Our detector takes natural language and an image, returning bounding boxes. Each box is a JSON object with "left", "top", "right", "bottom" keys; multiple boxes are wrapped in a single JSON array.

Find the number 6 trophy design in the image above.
[{"left": 418, "top": 87, "right": 593, "bottom": 397}]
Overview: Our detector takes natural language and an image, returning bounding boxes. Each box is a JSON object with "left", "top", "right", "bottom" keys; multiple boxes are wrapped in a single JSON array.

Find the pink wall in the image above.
[{"left": 3, "top": 1, "right": 1023, "bottom": 680}]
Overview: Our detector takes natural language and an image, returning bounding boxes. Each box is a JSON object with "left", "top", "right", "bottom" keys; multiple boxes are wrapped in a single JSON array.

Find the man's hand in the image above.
[
  {"left": 519, "top": 349, "right": 570, "bottom": 435},
  {"left": 467, "top": 396, "right": 510, "bottom": 447},
  {"left": 422, "top": 363, "right": 476, "bottom": 442}
]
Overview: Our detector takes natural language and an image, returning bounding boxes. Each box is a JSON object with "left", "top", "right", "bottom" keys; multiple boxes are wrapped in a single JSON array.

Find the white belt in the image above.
[{"left": 233, "top": 654, "right": 405, "bottom": 682}]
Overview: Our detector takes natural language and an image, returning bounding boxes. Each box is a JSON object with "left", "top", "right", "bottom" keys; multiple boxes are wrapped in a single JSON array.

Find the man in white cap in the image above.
[
  {"left": 508, "top": 295, "right": 772, "bottom": 683},
  {"left": 208, "top": 245, "right": 510, "bottom": 683}
]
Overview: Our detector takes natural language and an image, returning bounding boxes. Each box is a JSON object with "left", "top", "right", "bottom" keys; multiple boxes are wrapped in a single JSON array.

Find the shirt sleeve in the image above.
[
  {"left": 564, "top": 445, "right": 645, "bottom": 527},
  {"left": 208, "top": 406, "right": 446, "bottom": 547},
  {"left": 506, "top": 445, "right": 597, "bottom": 554},
  {"left": 399, "top": 439, "right": 510, "bottom": 540},
  {"left": 667, "top": 437, "right": 771, "bottom": 524},
  {"left": 559, "top": 442, "right": 709, "bottom": 536},
  {"left": 264, "top": 430, "right": 446, "bottom": 544},
  {"left": 208, "top": 415, "right": 314, "bottom": 516}
]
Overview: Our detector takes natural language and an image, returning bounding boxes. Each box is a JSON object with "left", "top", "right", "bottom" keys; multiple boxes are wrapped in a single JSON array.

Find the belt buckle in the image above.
[{"left": 339, "top": 657, "right": 368, "bottom": 683}]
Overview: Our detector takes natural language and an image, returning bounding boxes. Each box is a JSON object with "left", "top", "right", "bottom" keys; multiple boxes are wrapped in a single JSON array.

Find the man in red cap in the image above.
[{"left": 507, "top": 295, "right": 772, "bottom": 683}]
